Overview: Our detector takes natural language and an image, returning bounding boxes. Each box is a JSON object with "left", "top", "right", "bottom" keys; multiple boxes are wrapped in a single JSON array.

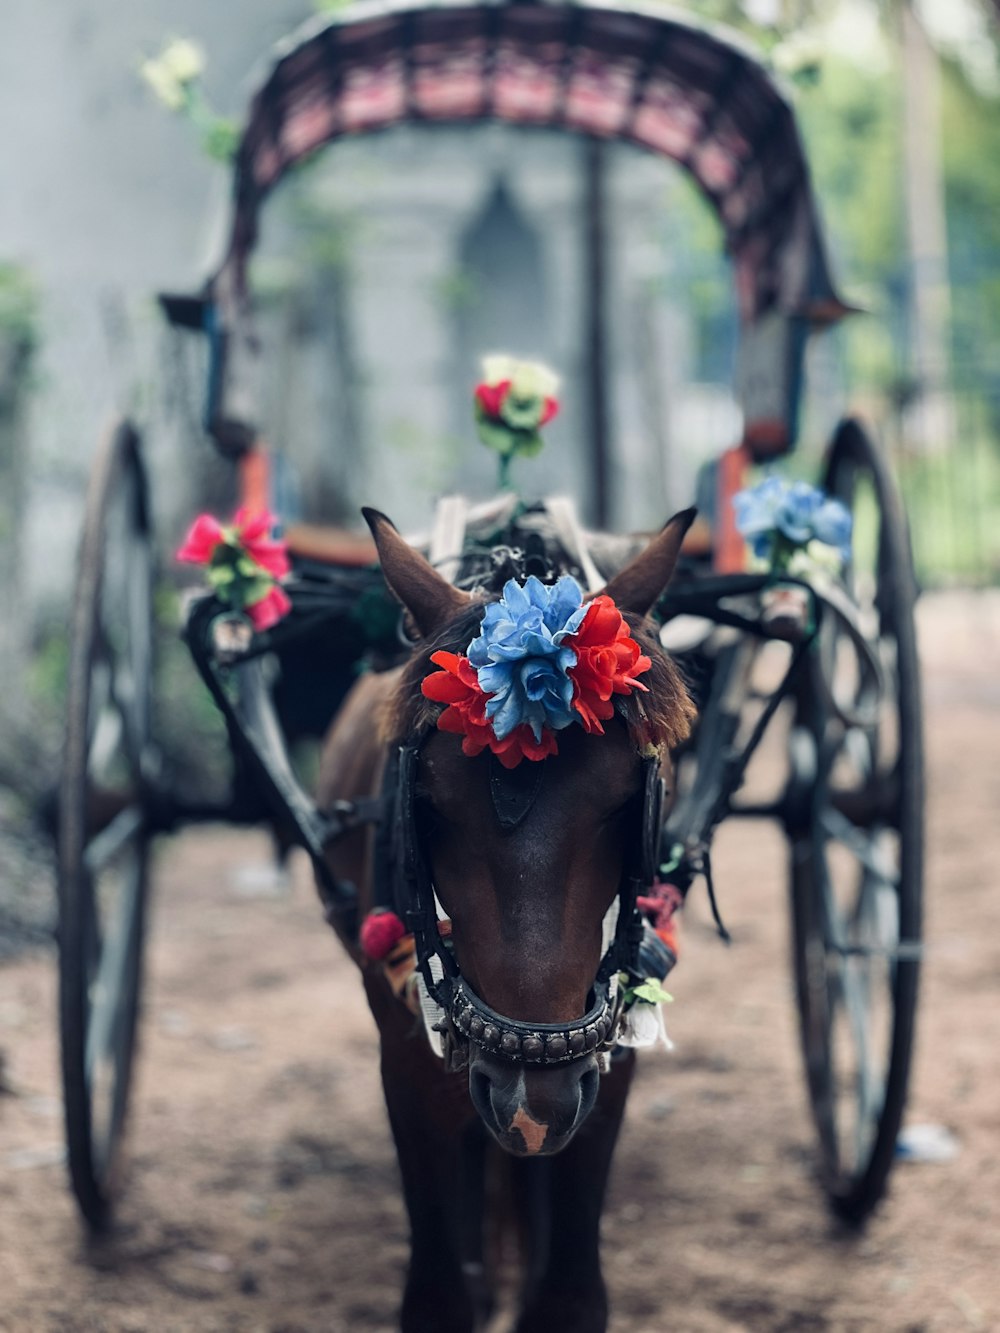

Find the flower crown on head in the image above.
[{"left": 421, "top": 575, "right": 651, "bottom": 768}]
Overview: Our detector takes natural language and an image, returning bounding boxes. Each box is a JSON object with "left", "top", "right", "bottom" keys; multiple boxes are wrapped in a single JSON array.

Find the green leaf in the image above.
[
  {"left": 231, "top": 577, "right": 274, "bottom": 609},
  {"left": 500, "top": 393, "right": 545, "bottom": 430},
  {"left": 476, "top": 418, "right": 517, "bottom": 455},
  {"left": 201, "top": 118, "right": 240, "bottom": 163},
  {"left": 511, "top": 429, "right": 545, "bottom": 458},
  {"left": 235, "top": 554, "right": 264, "bottom": 578},
  {"left": 629, "top": 978, "right": 674, "bottom": 1006}
]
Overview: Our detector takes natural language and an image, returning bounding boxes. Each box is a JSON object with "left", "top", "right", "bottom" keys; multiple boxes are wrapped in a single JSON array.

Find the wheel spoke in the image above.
[
  {"left": 84, "top": 855, "right": 142, "bottom": 1089},
  {"left": 83, "top": 803, "right": 144, "bottom": 876},
  {"left": 819, "top": 807, "right": 897, "bottom": 886}
]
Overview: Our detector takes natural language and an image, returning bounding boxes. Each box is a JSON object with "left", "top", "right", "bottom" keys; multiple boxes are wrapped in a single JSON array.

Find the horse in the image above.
[{"left": 316, "top": 505, "right": 696, "bottom": 1333}]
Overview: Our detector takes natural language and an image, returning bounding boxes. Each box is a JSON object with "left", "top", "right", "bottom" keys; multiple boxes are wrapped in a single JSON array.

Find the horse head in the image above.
[{"left": 366, "top": 508, "right": 696, "bottom": 1157}]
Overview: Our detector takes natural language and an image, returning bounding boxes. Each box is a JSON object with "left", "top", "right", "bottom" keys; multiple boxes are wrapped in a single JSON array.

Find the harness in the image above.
[{"left": 381, "top": 730, "right": 665, "bottom": 1073}]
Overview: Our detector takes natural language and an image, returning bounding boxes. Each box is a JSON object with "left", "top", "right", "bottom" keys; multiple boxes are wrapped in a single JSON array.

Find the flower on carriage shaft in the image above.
[
  {"left": 421, "top": 578, "right": 652, "bottom": 766},
  {"left": 733, "top": 476, "right": 852, "bottom": 568},
  {"left": 176, "top": 507, "right": 292, "bottom": 632},
  {"left": 473, "top": 356, "right": 560, "bottom": 480},
  {"left": 245, "top": 584, "right": 293, "bottom": 632},
  {"left": 140, "top": 38, "right": 206, "bottom": 111}
]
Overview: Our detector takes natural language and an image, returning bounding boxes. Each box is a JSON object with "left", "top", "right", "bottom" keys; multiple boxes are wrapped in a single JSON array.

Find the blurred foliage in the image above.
[
  {"left": 939, "top": 56, "right": 1000, "bottom": 390},
  {"left": 433, "top": 267, "right": 481, "bottom": 316},
  {"left": 0, "top": 263, "right": 40, "bottom": 351},
  {"left": 896, "top": 399, "right": 1000, "bottom": 583},
  {"left": 139, "top": 37, "right": 239, "bottom": 162},
  {"left": 25, "top": 625, "right": 68, "bottom": 721},
  {"left": 658, "top": 0, "right": 1000, "bottom": 583},
  {"left": 657, "top": 174, "right": 737, "bottom": 383}
]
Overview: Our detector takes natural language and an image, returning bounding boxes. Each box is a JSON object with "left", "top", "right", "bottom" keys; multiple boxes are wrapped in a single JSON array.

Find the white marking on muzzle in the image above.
[{"left": 509, "top": 1105, "right": 549, "bottom": 1155}]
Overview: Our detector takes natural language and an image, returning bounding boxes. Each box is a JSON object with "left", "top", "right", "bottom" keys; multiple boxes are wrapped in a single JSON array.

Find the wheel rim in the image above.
[
  {"left": 791, "top": 420, "right": 923, "bottom": 1220},
  {"left": 58, "top": 422, "right": 154, "bottom": 1224}
]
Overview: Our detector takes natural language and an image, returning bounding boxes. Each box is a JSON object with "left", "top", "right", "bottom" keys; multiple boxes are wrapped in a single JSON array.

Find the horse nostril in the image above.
[
  {"left": 469, "top": 1067, "right": 496, "bottom": 1129},
  {"left": 577, "top": 1064, "right": 600, "bottom": 1122}
]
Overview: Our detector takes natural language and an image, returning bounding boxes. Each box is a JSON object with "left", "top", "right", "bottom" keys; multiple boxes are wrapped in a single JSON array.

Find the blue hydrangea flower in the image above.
[
  {"left": 467, "top": 575, "right": 588, "bottom": 741},
  {"left": 810, "top": 497, "right": 853, "bottom": 558},
  {"left": 733, "top": 476, "right": 852, "bottom": 562}
]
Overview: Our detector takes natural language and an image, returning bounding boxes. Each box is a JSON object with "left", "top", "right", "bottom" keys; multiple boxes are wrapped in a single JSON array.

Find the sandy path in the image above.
[{"left": 1, "top": 592, "right": 998, "bottom": 1332}]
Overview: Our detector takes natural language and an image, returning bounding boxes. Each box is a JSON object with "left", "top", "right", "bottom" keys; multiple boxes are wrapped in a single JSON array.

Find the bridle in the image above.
[{"left": 387, "top": 729, "right": 665, "bottom": 1073}]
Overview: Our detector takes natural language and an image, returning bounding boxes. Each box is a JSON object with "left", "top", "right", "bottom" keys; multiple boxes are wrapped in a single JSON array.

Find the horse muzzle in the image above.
[{"left": 468, "top": 1050, "right": 601, "bottom": 1156}]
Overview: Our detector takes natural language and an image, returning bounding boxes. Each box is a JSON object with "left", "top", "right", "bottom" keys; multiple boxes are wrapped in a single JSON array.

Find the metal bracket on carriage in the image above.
[
  {"left": 322, "top": 797, "right": 385, "bottom": 843},
  {"left": 208, "top": 610, "right": 255, "bottom": 664}
]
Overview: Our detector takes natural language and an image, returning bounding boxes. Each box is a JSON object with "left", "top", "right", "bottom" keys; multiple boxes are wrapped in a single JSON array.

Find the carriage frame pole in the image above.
[{"left": 584, "top": 136, "right": 611, "bottom": 530}]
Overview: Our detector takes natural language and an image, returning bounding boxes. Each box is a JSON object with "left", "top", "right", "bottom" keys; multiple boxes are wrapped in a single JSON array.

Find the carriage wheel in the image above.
[
  {"left": 57, "top": 419, "right": 155, "bottom": 1229},
  {"left": 788, "top": 417, "right": 923, "bottom": 1226}
]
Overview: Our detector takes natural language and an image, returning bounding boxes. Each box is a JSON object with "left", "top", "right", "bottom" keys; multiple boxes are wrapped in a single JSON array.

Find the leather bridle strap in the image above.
[
  {"left": 393, "top": 740, "right": 665, "bottom": 1063},
  {"left": 395, "top": 742, "right": 458, "bottom": 1002},
  {"left": 448, "top": 977, "right": 621, "bottom": 1066}
]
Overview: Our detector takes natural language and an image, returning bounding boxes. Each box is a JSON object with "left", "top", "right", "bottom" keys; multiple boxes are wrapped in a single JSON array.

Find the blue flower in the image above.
[
  {"left": 733, "top": 475, "right": 787, "bottom": 558},
  {"left": 467, "top": 575, "right": 588, "bottom": 741},
  {"left": 733, "top": 477, "right": 852, "bottom": 561},
  {"left": 811, "top": 498, "right": 853, "bottom": 559}
]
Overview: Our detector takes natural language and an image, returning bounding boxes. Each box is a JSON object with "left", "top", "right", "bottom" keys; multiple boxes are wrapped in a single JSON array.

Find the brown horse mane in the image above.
[{"left": 380, "top": 599, "right": 696, "bottom": 758}]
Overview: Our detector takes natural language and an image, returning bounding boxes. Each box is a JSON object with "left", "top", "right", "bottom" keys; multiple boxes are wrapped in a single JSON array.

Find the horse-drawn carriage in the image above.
[{"left": 56, "top": 0, "right": 923, "bottom": 1322}]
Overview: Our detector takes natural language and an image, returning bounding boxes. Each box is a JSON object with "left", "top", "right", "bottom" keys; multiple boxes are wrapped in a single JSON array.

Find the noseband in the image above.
[{"left": 387, "top": 734, "right": 664, "bottom": 1072}]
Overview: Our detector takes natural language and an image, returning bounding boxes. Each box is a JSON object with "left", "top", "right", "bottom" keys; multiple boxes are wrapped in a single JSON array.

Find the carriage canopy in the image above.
[
  {"left": 220, "top": 0, "right": 845, "bottom": 326},
  {"left": 169, "top": 0, "right": 852, "bottom": 463}
]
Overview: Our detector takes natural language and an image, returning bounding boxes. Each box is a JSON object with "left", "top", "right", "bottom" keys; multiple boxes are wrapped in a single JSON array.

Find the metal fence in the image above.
[{"left": 884, "top": 386, "right": 1000, "bottom": 589}]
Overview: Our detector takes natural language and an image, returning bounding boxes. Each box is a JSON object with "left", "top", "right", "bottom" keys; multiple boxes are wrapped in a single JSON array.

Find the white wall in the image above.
[{"left": 0, "top": 0, "right": 312, "bottom": 607}]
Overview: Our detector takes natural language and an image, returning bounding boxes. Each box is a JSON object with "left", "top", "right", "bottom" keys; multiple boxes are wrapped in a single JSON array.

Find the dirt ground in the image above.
[{"left": 1, "top": 591, "right": 998, "bottom": 1333}]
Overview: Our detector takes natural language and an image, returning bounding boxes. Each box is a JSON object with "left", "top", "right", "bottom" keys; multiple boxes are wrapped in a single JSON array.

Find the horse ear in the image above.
[
  {"left": 598, "top": 508, "right": 697, "bottom": 617},
  {"left": 362, "top": 507, "right": 471, "bottom": 637}
]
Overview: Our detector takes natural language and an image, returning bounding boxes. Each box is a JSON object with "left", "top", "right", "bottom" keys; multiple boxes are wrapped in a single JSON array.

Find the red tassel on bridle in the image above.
[{"left": 359, "top": 908, "right": 408, "bottom": 961}]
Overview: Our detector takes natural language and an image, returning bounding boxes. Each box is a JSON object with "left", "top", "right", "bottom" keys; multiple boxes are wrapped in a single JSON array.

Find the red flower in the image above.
[
  {"left": 474, "top": 380, "right": 512, "bottom": 420},
  {"left": 176, "top": 513, "right": 225, "bottom": 564},
  {"left": 422, "top": 651, "right": 559, "bottom": 768},
  {"left": 474, "top": 380, "right": 559, "bottom": 429},
  {"left": 176, "top": 507, "right": 289, "bottom": 578},
  {"left": 539, "top": 396, "right": 559, "bottom": 425},
  {"left": 233, "top": 507, "right": 290, "bottom": 579},
  {"left": 176, "top": 507, "right": 291, "bottom": 632},
  {"left": 564, "top": 596, "right": 651, "bottom": 735},
  {"left": 246, "top": 584, "right": 292, "bottom": 631}
]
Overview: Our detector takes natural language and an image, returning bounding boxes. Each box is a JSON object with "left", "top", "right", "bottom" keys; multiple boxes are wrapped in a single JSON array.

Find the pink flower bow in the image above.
[{"left": 176, "top": 507, "right": 291, "bottom": 631}]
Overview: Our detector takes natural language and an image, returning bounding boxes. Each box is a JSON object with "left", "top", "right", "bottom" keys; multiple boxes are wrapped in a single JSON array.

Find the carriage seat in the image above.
[
  {"left": 281, "top": 496, "right": 714, "bottom": 583},
  {"left": 283, "top": 521, "right": 378, "bottom": 567}
]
